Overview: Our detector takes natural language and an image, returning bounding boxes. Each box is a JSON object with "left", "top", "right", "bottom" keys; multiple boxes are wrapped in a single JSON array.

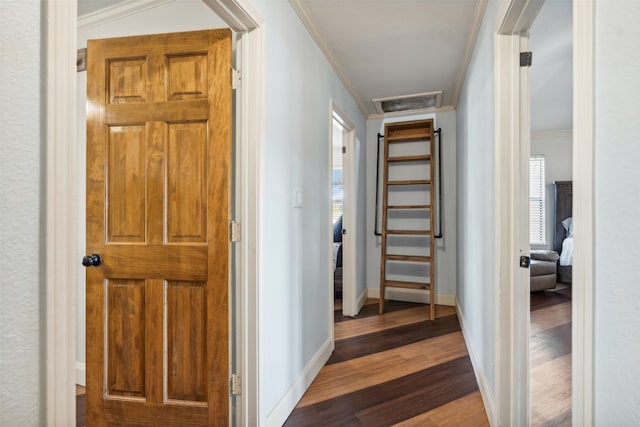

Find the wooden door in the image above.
[{"left": 85, "top": 29, "right": 232, "bottom": 426}]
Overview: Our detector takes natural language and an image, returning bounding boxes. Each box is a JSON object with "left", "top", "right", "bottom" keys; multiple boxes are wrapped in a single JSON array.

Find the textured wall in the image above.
[
  {"left": 0, "top": 0, "right": 44, "bottom": 425},
  {"left": 594, "top": 1, "right": 640, "bottom": 424}
]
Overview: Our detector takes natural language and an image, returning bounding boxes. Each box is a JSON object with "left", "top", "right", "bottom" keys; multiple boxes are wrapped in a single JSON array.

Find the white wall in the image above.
[
  {"left": 594, "top": 1, "right": 640, "bottom": 423},
  {"left": 530, "top": 130, "right": 572, "bottom": 250},
  {"left": 455, "top": 0, "right": 498, "bottom": 402},
  {"left": 365, "top": 112, "right": 457, "bottom": 304},
  {"left": 76, "top": 0, "right": 229, "bottom": 387},
  {"left": 0, "top": 1, "right": 43, "bottom": 424},
  {"left": 247, "top": 0, "right": 366, "bottom": 423},
  {"left": 434, "top": 110, "right": 458, "bottom": 301}
]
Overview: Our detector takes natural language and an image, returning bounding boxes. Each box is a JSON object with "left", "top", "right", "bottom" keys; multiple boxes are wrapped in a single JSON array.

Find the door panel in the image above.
[{"left": 86, "top": 29, "right": 232, "bottom": 426}]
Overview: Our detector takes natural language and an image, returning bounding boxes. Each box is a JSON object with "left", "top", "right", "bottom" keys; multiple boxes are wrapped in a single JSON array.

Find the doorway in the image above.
[
  {"left": 46, "top": 1, "right": 264, "bottom": 425},
  {"left": 495, "top": 0, "right": 593, "bottom": 425},
  {"left": 528, "top": 0, "right": 573, "bottom": 424},
  {"left": 330, "top": 104, "right": 357, "bottom": 318}
]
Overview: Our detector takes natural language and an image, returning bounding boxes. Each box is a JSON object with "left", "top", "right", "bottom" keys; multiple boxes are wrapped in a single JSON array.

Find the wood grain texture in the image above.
[
  {"left": 86, "top": 28, "right": 231, "bottom": 426},
  {"left": 530, "top": 288, "right": 572, "bottom": 426},
  {"left": 392, "top": 391, "right": 489, "bottom": 427},
  {"left": 379, "top": 119, "right": 435, "bottom": 318},
  {"left": 297, "top": 331, "right": 468, "bottom": 408},
  {"left": 286, "top": 299, "right": 485, "bottom": 426},
  {"left": 334, "top": 305, "right": 455, "bottom": 340},
  {"left": 328, "top": 314, "right": 462, "bottom": 364}
]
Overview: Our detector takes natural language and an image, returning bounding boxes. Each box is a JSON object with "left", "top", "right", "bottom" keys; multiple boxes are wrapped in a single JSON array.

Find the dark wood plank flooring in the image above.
[
  {"left": 530, "top": 285, "right": 572, "bottom": 426},
  {"left": 76, "top": 385, "right": 86, "bottom": 427},
  {"left": 284, "top": 299, "right": 489, "bottom": 426},
  {"left": 76, "top": 290, "right": 571, "bottom": 426}
]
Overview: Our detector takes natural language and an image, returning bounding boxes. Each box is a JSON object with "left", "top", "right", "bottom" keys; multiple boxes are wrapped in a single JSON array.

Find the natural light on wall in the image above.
[{"left": 530, "top": 156, "right": 546, "bottom": 244}]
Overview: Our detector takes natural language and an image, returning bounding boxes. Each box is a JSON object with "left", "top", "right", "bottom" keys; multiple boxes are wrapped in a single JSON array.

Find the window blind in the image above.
[{"left": 529, "top": 156, "right": 545, "bottom": 244}]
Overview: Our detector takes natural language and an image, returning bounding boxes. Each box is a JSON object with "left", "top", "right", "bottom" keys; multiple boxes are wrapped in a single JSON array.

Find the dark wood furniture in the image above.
[{"left": 554, "top": 181, "right": 573, "bottom": 283}]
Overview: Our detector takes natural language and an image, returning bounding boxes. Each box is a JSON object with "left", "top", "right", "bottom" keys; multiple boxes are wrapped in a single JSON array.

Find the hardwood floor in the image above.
[
  {"left": 284, "top": 299, "right": 489, "bottom": 426},
  {"left": 76, "top": 385, "right": 86, "bottom": 427},
  {"left": 530, "top": 285, "right": 572, "bottom": 426},
  {"left": 75, "top": 291, "right": 570, "bottom": 426}
]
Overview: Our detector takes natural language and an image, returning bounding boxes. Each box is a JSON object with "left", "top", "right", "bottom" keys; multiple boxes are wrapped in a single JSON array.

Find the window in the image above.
[
  {"left": 332, "top": 118, "right": 343, "bottom": 224},
  {"left": 530, "top": 156, "right": 545, "bottom": 244}
]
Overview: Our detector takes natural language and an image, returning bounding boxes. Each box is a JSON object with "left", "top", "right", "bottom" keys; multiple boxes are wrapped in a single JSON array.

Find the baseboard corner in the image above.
[
  {"left": 455, "top": 298, "right": 496, "bottom": 425},
  {"left": 264, "top": 337, "right": 333, "bottom": 426}
]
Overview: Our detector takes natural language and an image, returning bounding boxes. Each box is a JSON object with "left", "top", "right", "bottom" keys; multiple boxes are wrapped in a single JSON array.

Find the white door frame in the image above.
[
  {"left": 495, "top": 0, "right": 595, "bottom": 426},
  {"left": 331, "top": 101, "right": 357, "bottom": 318},
  {"left": 45, "top": 0, "right": 264, "bottom": 425}
]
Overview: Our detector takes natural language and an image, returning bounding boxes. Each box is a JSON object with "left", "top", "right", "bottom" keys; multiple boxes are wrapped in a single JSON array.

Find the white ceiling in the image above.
[
  {"left": 294, "top": 0, "right": 486, "bottom": 116},
  {"left": 79, "top": 0, "right": 572, "bottom": 127}
]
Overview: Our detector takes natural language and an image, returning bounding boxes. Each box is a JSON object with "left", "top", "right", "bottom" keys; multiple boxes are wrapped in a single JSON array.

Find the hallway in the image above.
[{"left": 284, "top": 299, "right": 489, "bottom": 426}]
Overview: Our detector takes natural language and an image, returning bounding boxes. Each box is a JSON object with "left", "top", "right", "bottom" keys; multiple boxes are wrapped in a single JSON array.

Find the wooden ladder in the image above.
[{"left": 379, "top": 119, "right": 435, "bottom": 320}]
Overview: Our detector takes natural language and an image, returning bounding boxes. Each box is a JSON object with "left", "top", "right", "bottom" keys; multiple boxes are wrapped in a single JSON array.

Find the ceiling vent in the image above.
[{"left": 372, "top": 91, "right": 442, "bottom": 115}]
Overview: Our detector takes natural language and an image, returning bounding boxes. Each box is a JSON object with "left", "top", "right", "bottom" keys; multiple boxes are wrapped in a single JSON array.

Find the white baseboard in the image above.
[
  {"left": 367, "top": 287, "right": 456, "bottom": 307},
  {"left": 265, "top": 337, "right": 334, "bottom": 426},
  {"left": 455, "top": 298, "right": 496, "bottom": 425},
  {"left": 76, "top": 362, "right": 86, "bottom": 386}
]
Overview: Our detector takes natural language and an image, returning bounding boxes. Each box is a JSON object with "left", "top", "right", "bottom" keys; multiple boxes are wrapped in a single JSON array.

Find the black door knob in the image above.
[{"left": 82, "top": 253, "right": 102, "bottom": 267}]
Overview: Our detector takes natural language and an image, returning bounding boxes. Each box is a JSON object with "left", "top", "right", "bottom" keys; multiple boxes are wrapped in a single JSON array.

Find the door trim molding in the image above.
[
  {"left": 572, "top": 0, "right": 595, "bottom": 424},
  {"left": 495, "top": 0, "right": 596, "bottom": 426},
  {"left": 331, "top": 101, "right": 357, "bottom": 318},
  {"left": 228, "top": 12, "right": 265, "bottom": 426},
  {"left": 46, "top": 0, "right": 79, "bottom": 424},
  {"left": 47, "top": 0, "right": 264, "bottom": 425},
  {"left": 494, "top": 30, "right": 527, "bottom": 426}
]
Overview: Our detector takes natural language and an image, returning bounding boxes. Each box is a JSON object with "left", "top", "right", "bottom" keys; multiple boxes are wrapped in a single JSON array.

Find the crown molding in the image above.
[
  {"left": 452, "top": 0, "right": 488, "bottom": 108},
  {"left": 288, "top": 0, "right": 369, "bottom": 117},
  {"left": 367, "top": 104, "right": 455, "bottom": 121},
  {"left": 78, "top": 0, "right": 175, "bottom": 30}
]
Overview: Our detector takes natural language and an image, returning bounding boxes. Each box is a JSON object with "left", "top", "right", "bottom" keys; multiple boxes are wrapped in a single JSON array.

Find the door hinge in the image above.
[
  {"left": 77, "top": 48, "right": 87, "bottom": 72},
  {"left": 520, "top": 51, "right": 532, "bottom": 67},
  {"left": 230, "top": 221, "right": 241, "bottom": 242},
  {"left": 231, "top": 68, "right": 241, "bottom": 90},
  {"left": 342, "top": 146, "right": 347, "bottom": 154},
  {"left": 230, "top": 374, "right": 241, "bottom": 396},
  {"left": 520, "top": 255, "right": 531, "bottom": 268}
]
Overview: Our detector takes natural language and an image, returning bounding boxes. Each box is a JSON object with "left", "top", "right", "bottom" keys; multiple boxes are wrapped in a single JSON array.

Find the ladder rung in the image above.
[
  {"left": 386, "top": 230, "right": 429, "bottom": 235},
  {"left": 386, "top": 180, "right": 430, "bottom": 186},
  {"left": 387, "top": 204, "right": 430, "bottom": 209},
  {"left": 383, "top": 280, "right": 430, "bottom": 290},
  {"left": 387, "top": 155, "right": 431, "bottom": 163},
  {"left": 385, "top": 255, "right": 431, "bottom": 262}
]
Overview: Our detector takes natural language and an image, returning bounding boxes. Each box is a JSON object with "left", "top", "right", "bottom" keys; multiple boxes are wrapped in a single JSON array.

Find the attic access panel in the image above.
[{"left": 373, "top": 91, "right": 442, "bottom": 115}]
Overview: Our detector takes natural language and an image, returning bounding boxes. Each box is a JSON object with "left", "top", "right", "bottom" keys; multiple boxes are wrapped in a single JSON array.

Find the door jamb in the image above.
[
  {"left": 495, "top": 0, "right": 595, "bottom": 426},
  {"left": 494, "top": 30, "right": 528, "bottom": 426},
  {"left": 331, "top": 101, "right": 357, "bottom": 318},
  {"left": 571, "top": 1, "right": 595, "bottom": 424},
  {"left": 46, "top": 0, "right": 264, "bottom": 425},
  {"left": 45, "top": 1, "right": 79, "bottom": 424}
]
